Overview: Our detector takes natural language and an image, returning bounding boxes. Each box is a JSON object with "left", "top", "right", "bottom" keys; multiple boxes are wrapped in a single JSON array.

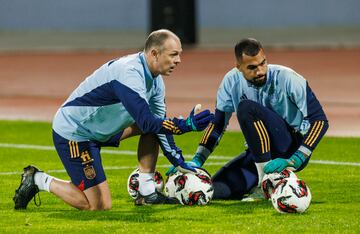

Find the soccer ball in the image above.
[
  {"left": 165, "top": 168, "right": 212, "bottom": 198},
  {"left": 195, "top": 167, "right": 212, "bottom": 177},
  {"left": 271, "top": 178, "right": 312, "bottom": 213},
  {"left": 164, "top": 171, "right": 182, "bottom": 198},
  {"left": 127, "top": 168, "right": 164, "bottom": 199},
  {"left": 261, "top": 169, "right": 298, "bottom": 199},
  {"left": 173, "top": 168, "right": 214, "bottom": 205}
]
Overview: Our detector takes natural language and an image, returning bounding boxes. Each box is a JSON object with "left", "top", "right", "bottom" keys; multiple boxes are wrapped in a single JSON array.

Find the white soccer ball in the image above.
[
  {"left": 165, "top": 168, "right": 212, "bottom": 198},
  {"left": 195, "top": 167, "right": 212, "bottom": 177},
  {"left": 261, "top": 169, "right": 298, "bottom": 199},
  {"left": 173, "top": 169, "right": 214, "bottom": 205},
  {"left": 271, "top": 178, "right": 312, "bottom": 213},
  {"left": 164, "top": 171, "right": 182, "bottom": 198},
  {"left": 127, "top": 168, "right": 164, "bottom": 199}
]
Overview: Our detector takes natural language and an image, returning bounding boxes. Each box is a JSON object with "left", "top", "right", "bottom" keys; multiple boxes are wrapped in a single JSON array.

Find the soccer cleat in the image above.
[
  {"left": 135, "top": 191, "right": 180, "bottom": 205},
  {"left": 13, "top": 165, "right": 42, "bottom": 209}
]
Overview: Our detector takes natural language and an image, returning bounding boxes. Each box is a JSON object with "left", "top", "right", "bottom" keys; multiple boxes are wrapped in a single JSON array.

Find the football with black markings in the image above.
[
  {"left": 127, "top": 168, "right": 164, "bottom": 199},
  {"left": 173, "top": 168, "right": 214, "bottom": 205},
  {"left": 271, "top": 178, "right": 312, "bottom": 213},
  {"left": 261, "top": 169, "right": 298, "bottom": 199}
]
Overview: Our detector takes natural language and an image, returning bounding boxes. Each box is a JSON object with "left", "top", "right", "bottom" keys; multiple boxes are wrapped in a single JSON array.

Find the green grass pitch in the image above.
[{"left": 0, "top": 120, "right": 359, "bottom": 233}]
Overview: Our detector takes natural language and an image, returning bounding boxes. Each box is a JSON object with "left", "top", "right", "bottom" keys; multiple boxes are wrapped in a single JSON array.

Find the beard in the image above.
[{"left": 250, "top": 75, "right": 267, "bottom": 87}]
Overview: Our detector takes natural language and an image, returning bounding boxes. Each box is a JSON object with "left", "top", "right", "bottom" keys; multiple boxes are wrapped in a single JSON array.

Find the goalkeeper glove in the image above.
[
  {"left": 166, "top": 153, "right": 205, "bottom": 176},
  {"left": 263, "top": 150, "right": 307, "bottom": 174},
  {"left": 172, "top": 108, "right": 214, "bottom": 134}
]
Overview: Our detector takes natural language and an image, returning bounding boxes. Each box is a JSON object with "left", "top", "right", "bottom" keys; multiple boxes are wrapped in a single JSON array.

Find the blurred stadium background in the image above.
[
  {"left": 1, "top": 0, "right": 360, "bottom": 49},
  {"left": 0, "top": 0, "right": 360, "bottom": 136}
]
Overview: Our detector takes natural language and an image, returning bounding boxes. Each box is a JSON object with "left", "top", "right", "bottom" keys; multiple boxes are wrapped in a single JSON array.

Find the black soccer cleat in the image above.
[
  {"left": 135, "top": 191, "right": 180, "bottom": 205},
  {"left": 13, "top": 165, "right": 42, "bottom": 210}
]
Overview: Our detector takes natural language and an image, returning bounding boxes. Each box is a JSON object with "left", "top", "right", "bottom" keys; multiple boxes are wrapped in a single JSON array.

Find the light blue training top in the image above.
[
  {"left": 196, "top": 64, "right": 328, "bottom": 159},
  {"left": 217, "top": 64, "right": 311, "bottom": 134},
  {"left": 53, "top": 52, "right": 183, "bottom": 164},
  {"left": 53, "top": 52, "right": 166, "bottom": 141}
]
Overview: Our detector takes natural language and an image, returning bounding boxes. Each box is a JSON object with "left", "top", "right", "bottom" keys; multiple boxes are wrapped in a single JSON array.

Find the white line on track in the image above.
[{"left": 0, "top": 142, "right": 359, "bottom": 176}]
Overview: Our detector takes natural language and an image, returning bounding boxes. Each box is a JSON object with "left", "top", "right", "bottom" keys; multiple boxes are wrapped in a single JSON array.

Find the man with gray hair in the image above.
[{"left": 13, "top": 29, "right": 213, "bottom": 210}]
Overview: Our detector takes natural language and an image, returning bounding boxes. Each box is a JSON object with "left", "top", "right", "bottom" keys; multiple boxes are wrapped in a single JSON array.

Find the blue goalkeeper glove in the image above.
[
  {"left": 166, "top": 153, "right": 205, "bottom": 176},
  {"left": 175, "top": 161, "right": 198, "bottom": 174},
  {"left": 173, "top": 108, "right": 214, "bottom": 134},
  {"left": 263, "top": 150, "right": 307, "bottom": 174},
  {"left": 165, "top": 153, "right": 197, "bottom": 175}
]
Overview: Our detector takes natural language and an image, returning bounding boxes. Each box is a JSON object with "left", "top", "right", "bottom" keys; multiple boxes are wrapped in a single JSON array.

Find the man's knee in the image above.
[
  {"left": 73, "top": 196, "right": 112, "bottom": 211},
  {"left": 212, "top": 182, "right": 232, "bottom": 199},
  {"left": 77, "top": 201, "right": 91, "bottom": 210},
  {"left": 237, "top": 100, "right": 260, "bottom": 122},
  {"left": 89, "top": 202, "right": 112, "bottom": 211},
  {"left": 83, "top": 181, "right": 112, "bottom": 210}
]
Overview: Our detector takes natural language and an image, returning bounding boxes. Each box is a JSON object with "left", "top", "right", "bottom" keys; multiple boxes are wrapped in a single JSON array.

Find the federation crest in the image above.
[{"left": 83, "top": 165, "right": 96, "bottom": 180}]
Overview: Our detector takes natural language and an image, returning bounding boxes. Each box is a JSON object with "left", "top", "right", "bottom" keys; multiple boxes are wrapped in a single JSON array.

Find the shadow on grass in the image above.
[
  {"left": 8, "top": 197, "right": 286, "bottom": 223},
  {"left": 210, "top": 199, "right": 271, "bottom": 214},
  {"left": 46, "top": 205, "right": 186, "bottom": 222},
  {"left": 42, "top": 199, "right": 272, "bottom": 223},
  {"left": 310, "top": 200, "right": 326, "bottom": 204}
]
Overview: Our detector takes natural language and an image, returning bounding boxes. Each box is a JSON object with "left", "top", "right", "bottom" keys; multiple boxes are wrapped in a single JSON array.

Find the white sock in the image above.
[
  {"left": 138, "top": 172, "right": 155, "bottom": 196},
  {"left": 255, "top": 162, "right": 268, "bottom": 187},
  {"left": 34, "top": 171, "right": 54, "bottom": 192}
]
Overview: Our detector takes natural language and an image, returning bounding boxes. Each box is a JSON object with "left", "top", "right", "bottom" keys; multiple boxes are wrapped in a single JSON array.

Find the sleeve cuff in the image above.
[
  {"left": 195, "top": 145, "right": 211, "bottom": 159},
  {"left": 298, "top": 145, "right": 312, "bottom": 157}
]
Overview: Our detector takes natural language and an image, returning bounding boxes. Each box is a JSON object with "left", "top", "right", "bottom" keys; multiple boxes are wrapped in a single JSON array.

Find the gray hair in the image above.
[{"left": 144, "top": 29, "right": 179, "bottom": 53}]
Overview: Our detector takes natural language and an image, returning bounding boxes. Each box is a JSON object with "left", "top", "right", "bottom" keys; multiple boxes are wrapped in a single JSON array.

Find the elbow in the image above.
[{"left": 323, "top": 120, "right": 329, "bottom": 134}]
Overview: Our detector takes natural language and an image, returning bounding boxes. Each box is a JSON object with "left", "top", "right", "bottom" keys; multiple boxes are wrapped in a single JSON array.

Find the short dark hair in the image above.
[
  {"left": 234, "top": 38, "right": 263, "bottom": 62},
  {"left": 144, "top": 29, "right": 178, "bottom": 53}
]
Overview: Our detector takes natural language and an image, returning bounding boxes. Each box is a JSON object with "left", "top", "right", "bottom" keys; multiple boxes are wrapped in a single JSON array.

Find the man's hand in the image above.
[
  {"left": 176, "top": 106, "right": 214, "bottom": 133},
  {"left": 166, "top": 153, "right": 205, "bottom": 176},
  {"left": 264, "top": 150, "right": 307, "bottom": 174},
  {"left": 165, "top": 153, "right": 198, "bottom": 176},
  {"left": 166, "top": 160, "right": 199, "bottom": 176},
  {"left": 176, "top": 161, "right": 197, "bottom": 174}
]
